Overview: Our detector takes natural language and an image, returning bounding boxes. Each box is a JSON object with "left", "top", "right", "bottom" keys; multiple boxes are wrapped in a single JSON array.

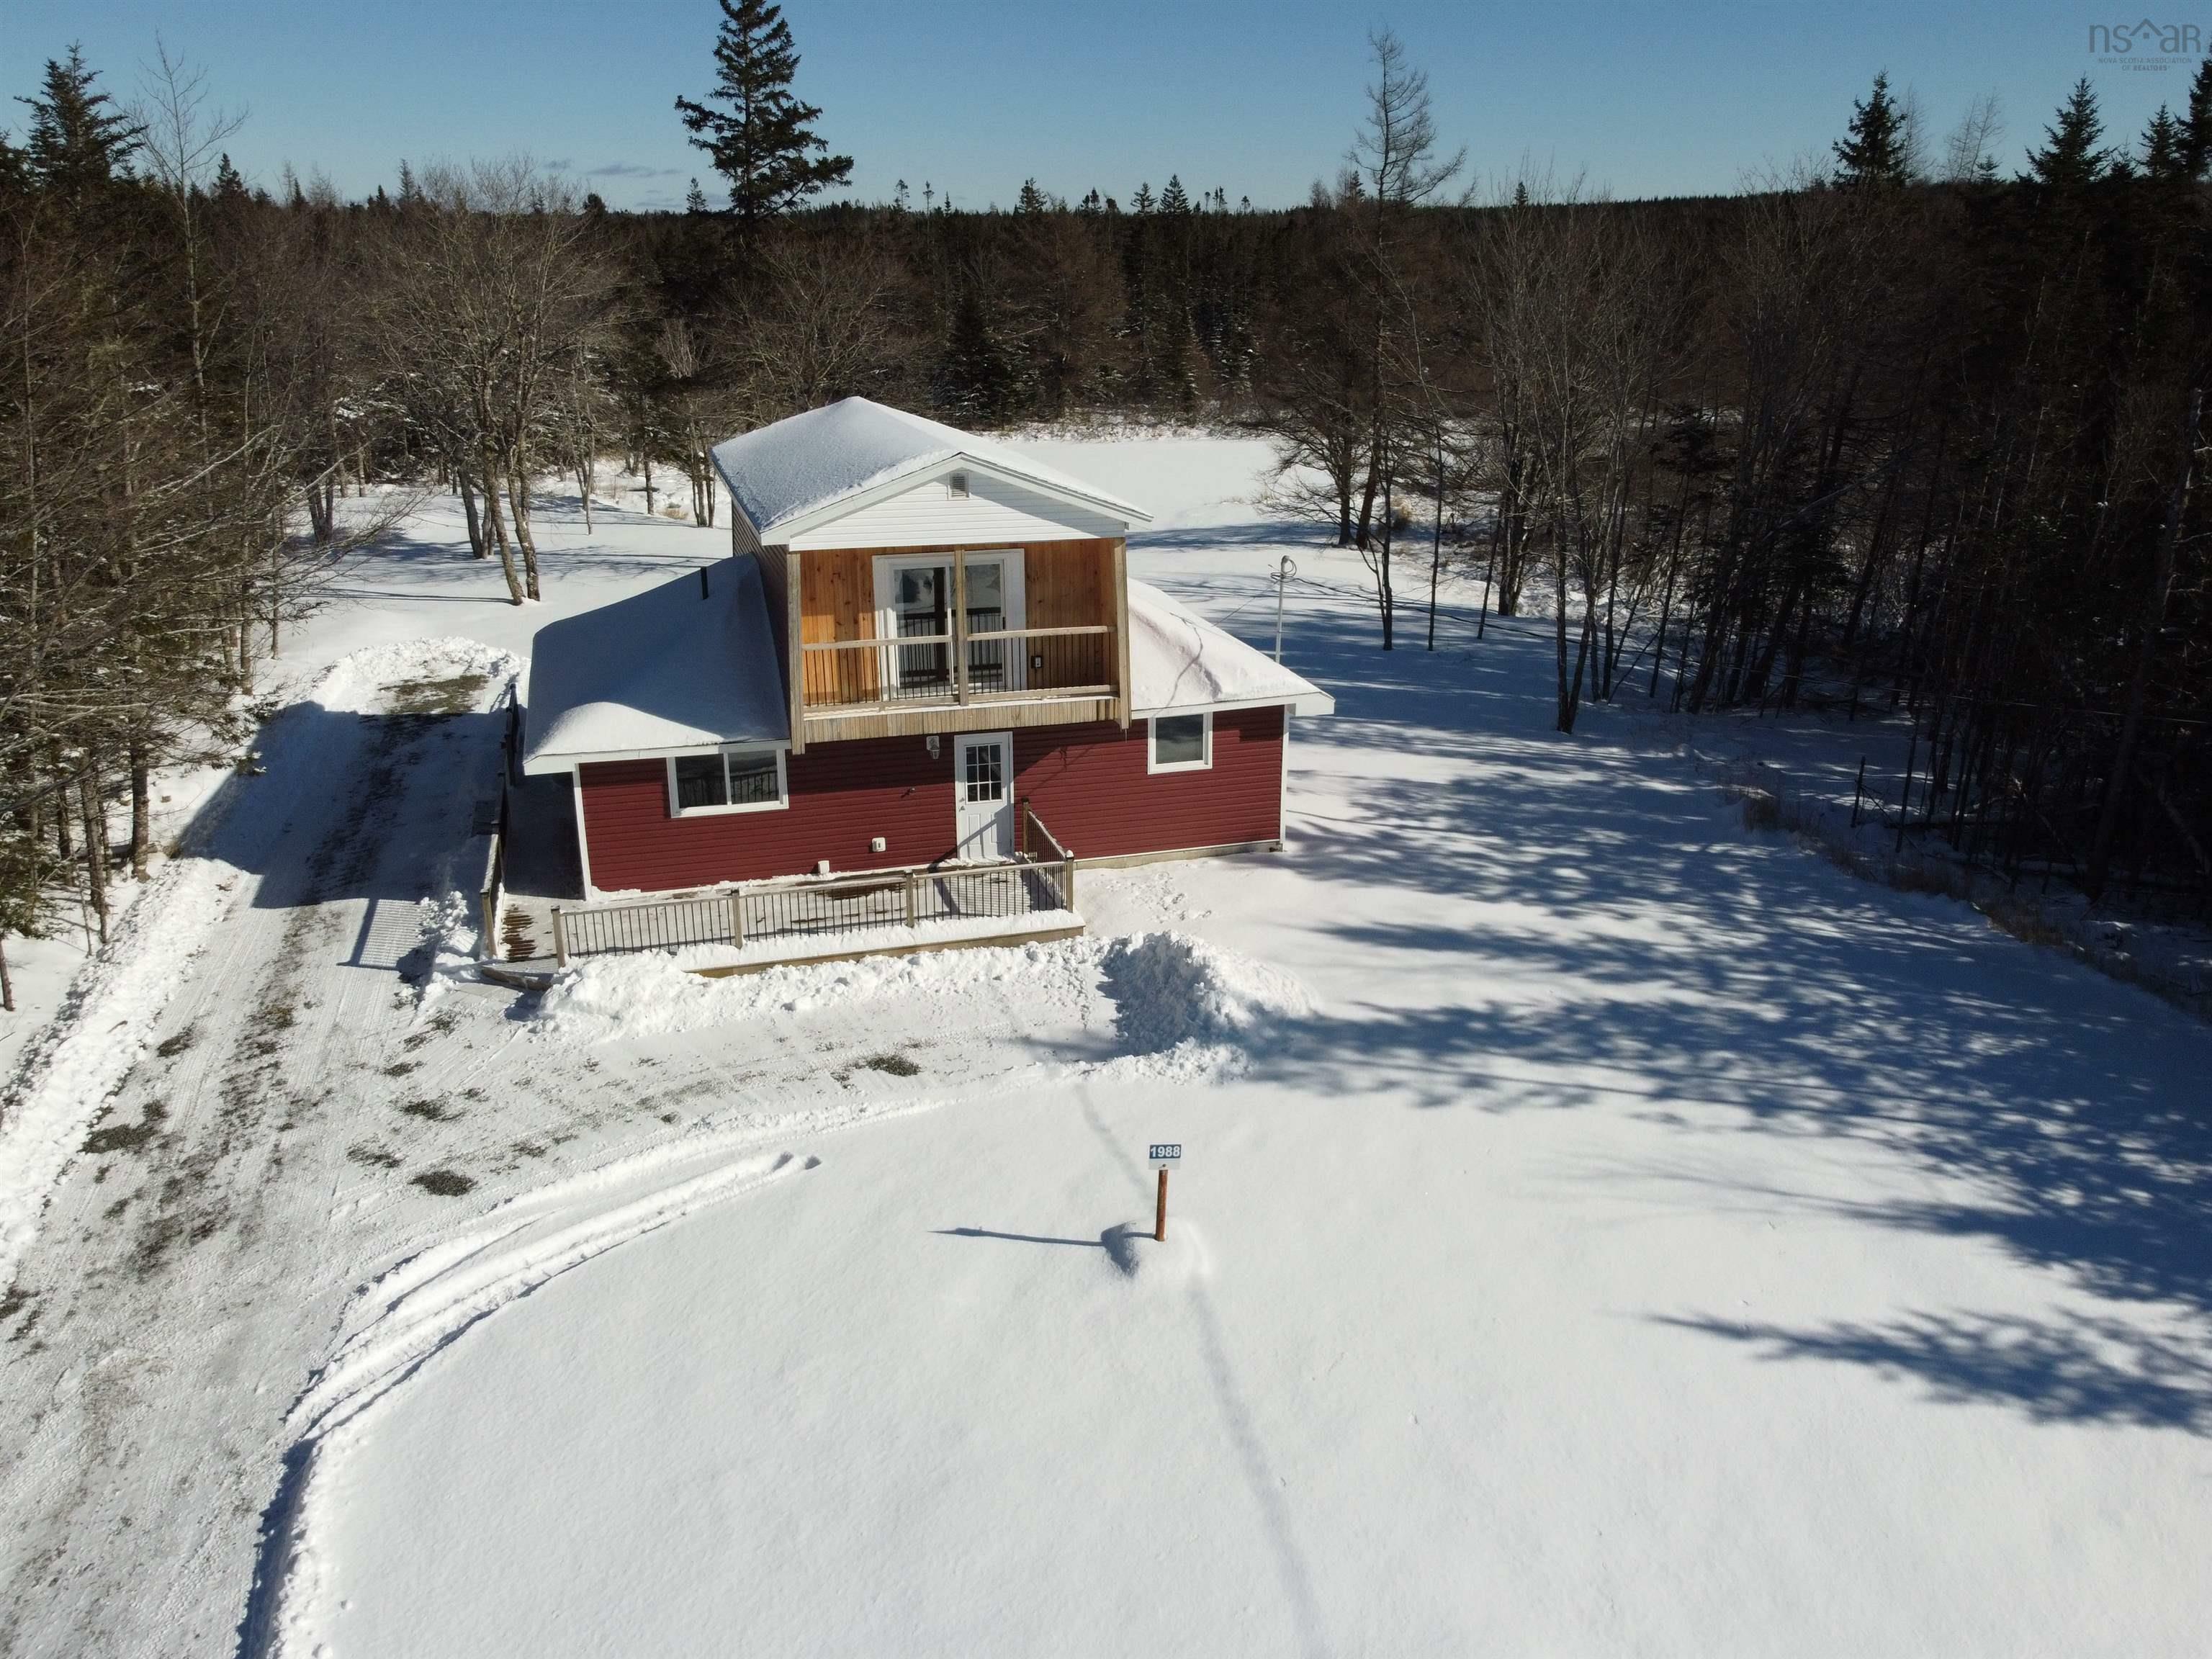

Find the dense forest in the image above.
[{"left": 4, "top": 5, "right": 2211, "bottom": 1001}]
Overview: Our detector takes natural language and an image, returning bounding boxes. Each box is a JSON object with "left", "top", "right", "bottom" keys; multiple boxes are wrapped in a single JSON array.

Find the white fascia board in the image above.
[
  {"left": 1133, "top": 691, "right": 1336, "bottom": 720},
  {"left": 772, "top": 452, "right": 1151, "bottom": 544},
  {"left": 523, "top": 737, "right": 792, "bottom": 775}
]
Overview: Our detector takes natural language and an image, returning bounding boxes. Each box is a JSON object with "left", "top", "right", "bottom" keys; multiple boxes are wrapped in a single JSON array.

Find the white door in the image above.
[
  {"left": 953, "top": 730, "right": 1015, "bottom": 860},
  {"left": 874, "top": 552, "right": 1026, "bottom": 695}
]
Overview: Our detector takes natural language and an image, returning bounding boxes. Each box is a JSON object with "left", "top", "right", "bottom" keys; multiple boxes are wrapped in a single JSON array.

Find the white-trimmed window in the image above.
[
  {"left": 1148, "top": 712, "right": 1212, "bottom": 773},
  {"left": 667, "top": 747, "right": 788, "bottom": 816}
]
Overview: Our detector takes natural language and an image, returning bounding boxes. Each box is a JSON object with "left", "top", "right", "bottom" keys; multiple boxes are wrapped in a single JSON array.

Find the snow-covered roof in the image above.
[
  {"left": 709, "top": 398, "right": 1151, "bottom": 543},
  {"left": 1127, "top": 580, "right": 1334, "bottom": 719},
  {"left": 523, "top": 560, "right": 1327, "bottom": 773},
  {"left": 522, "top": 556, "right": 788, "bottom": 772}
]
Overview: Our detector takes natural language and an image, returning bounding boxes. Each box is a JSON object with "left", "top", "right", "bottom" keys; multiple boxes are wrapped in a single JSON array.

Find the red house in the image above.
[{"left": 520, "top": 400, "right": 1331, "bottom": 900}]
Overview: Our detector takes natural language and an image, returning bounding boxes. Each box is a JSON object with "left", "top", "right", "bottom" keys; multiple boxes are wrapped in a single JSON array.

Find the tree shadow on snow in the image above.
[
  {"left": 1107, "top": 593, "right": 2212, "bottom": 1433},
  {"left": 325, "top": 503, "right": 721, "bottom": 609},
  {"left": 185, "top": 699, "right": 508, "bottom": 929}
]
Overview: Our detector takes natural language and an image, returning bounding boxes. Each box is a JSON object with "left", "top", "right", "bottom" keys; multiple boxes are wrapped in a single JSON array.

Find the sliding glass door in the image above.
[{"left": 874, "top": 552, "right": 1025, "bottom": 698}]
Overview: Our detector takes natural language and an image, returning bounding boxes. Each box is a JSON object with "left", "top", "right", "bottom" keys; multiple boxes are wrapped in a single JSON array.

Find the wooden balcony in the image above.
[{"left": 776, "top": 539, "right": 1130, "bottom": 747}]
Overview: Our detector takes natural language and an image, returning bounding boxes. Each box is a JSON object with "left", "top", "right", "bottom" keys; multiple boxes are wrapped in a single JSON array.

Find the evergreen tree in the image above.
[
  {"left": 1131, "top": 181, "right": 1155, "bottom": 213},
  {"left": 212, "top": 151, "right": 246, "bottom": 204},
  {"left": 686, "top": 176, "right": 711, "bottom": 214},
  {"left": 1015, "top": 176, "right": 1048, "bottom": 214},
  {"left": 674, "top": 0, "right": 852, "bottom": 233},
  {"left": 1078, "top": 187, "right": 1102, "bottom": 215},
  {"left": 16, "top": 45, "right": 143, "bottom": 194},
  {"left": 2026, "top": 78, "right": 2111, "bottom": 189},
  {"left": 2185, "top": 56, "right": 2212, "bottom": 177},
  {"left": 893, "top": 177, "right": 910, "bottom": 211},
  {"left": 935, "top": 287, "right": 1013, "bottom": 423},
  {"left": 1833, "top": 71, "right": 1912, "bottom": 186},
  {"left": 0, "top": 131, "right": 27, "bottom": 201},
  {"left": 1160, "top": 174, "right": 1190, "bottom": 213},
  {"left": 2140, "top": 105, "right": 2190, "bottom": 181}
]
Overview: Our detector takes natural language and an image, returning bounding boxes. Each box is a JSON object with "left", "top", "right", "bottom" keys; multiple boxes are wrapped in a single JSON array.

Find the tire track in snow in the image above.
[
  {"left": 0, "top": 649, "right": 525, "bottom": 1659},
  {"left": 242, "top": 931, "right": 1325, "bottom": 1655},
  {"left": 246, "top": 1133, "right": 832, "bottom": 1659}
]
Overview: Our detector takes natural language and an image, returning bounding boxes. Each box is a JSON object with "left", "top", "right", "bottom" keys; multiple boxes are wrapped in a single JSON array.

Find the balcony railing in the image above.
[{"left": 801, "top": 622, "right": 1115, "bottom": 713}]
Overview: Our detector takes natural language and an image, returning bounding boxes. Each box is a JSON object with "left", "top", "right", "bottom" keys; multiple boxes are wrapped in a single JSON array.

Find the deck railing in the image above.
[
  {"left": 801, "top": 623, "right": 1115, "bottom": 713},
  {"left": 476, "top": 767, "right": 511, "bottom": 959},
  {"left": 550, "top": 822, "right": 1079, "bottom": 967}
]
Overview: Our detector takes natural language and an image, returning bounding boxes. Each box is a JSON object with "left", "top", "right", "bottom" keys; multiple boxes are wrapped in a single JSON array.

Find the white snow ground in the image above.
[{"left": 2, "top": 441, "right": 2210, "bottom": 1658}]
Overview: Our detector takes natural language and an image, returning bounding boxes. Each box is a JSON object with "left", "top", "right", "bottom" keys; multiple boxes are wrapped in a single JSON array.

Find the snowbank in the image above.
[
  {"left": 261, "top": 1142, "right": 820, "bottom": 1658},
  {"left": 312, "top": 635, "right": 523, "bottom": 716},
  {"left": 1093, "top": 930, "right": 1318, "bottom": 1058},
  {"left": 0, "top": 857, "right": 235, "bottom": 1290},
  {"left": 529, "top": 929, "right": 1316, "bottom": 1075},
  {"left": 409, "top": 891, "right": 484, "bottom": 1007},
  {"left": 1, "top": 637, "right": 521, "bottom": 1294}
]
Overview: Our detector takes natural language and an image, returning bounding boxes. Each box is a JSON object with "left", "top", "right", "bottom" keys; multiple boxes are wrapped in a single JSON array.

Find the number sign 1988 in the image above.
[{"left": 1148, "top": 1143, "right": 1182, "bottom": 1166}]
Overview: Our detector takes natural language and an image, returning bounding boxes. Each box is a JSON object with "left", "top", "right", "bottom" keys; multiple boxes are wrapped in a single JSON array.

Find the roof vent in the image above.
[{"left": 948, "top": 471, "right": 970, "bottom": 498}]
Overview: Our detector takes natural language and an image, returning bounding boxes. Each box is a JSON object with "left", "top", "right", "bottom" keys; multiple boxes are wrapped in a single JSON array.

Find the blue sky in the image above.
[{"left": 2, "top": 1, "right": 2203, "bottom": 210}]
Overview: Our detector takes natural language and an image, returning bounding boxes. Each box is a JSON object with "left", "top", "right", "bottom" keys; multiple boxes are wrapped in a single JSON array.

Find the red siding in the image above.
[
  {"left": 577, "top": 707, "right": 1285, "bottom": 893},
  {"left": 1014, "top": 706, "right": 1283, "bottom": 860}
]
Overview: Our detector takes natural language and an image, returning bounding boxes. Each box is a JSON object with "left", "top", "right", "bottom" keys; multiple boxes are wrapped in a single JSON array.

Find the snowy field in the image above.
[{"left": 3, "top": 438, "right": 2211, "bottom": 1657}]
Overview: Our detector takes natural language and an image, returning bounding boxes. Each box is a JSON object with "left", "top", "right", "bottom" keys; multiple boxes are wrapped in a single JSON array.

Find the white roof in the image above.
[
  {"left": 523, "top": 562, "right": 1329, "bottom": 773},
  {"left": 1127, "top": 580, "right": 1334, "bottom": 718},
  {"left": 710, "top": 398, "right": 1151, "bottom": 543},
  {"left": 522, "top": 557, "right": 788, "bottom": 772}
]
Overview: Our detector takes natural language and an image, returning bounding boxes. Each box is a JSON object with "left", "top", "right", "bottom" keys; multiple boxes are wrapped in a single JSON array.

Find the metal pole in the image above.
[
  {"left": 1155, "top": 1167, "right": 1168, "bottom": 1241},
  {"left": 1272, "top": 554, "right": 1295, "bottom": 662}
]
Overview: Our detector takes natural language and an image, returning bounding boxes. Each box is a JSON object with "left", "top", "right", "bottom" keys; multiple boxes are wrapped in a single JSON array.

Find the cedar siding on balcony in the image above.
[{"left": 786, "top": 538, "right": 1130, "bottom": 747}]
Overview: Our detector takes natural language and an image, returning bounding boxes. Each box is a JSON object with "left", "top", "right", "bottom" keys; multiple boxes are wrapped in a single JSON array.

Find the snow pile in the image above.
[
  {"left": 528, "top": 930, "right": 1317, "bottom": 1076},
  {"left": 0, "top": 856, "right": 235, "bottom": 1290},
  {"left": 409, "top": 891, "right": 482, "bottom": 1007},
  {"left": 1094, "top": 930, "right": 1318, "bottom": 1069},
  {"left": 531, "top": 935, "right": 1105, "bottom": 1045},
  {"left": 313, "top": 636, "right": 522, "bottom": 715},
  {"left": 1101, "top": 1218, "right": 1211, "bottom": 1289}
]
